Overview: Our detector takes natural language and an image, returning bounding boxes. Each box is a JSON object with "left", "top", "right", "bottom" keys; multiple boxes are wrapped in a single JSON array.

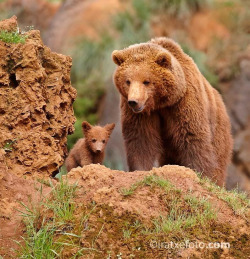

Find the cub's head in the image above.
[
  {"left": 112, "top": 43, "right": 186, "bottom": 113},
  {"left": 82, "top": 121, "right": 115, "bottom": 154}
]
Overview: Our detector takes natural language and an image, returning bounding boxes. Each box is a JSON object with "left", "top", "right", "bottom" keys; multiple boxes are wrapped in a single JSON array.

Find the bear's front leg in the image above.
[
  {"left": 179, "top": 139, "right": 221, "bottom": 184},
  {"left": 125, "top": 138, "right": 160, "bottom": 171},
  {"left": 65, "top": 155, "right": 78, "bottom": 172},
  {"left": 80, "top": 156, "right": 92, "bottom": 167},
  {"left": 122, "top": 108, "right": 163, "bottom": 171}
]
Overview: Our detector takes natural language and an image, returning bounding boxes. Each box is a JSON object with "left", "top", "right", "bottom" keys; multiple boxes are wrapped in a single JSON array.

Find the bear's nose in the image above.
[{"left": 128, "top": 100, "right": 138, "bottom": 108}]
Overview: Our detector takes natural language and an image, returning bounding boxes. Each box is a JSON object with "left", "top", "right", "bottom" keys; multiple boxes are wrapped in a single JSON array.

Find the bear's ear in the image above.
[
  {"left": 82, "top": 121, "right": 92, "bottom": 133},
  {"left": 112, "top": 50, "right": 125, "bottom": 66},
  {"left": 155, "top": 52, "right": 171, "bottom": 69},
  {"left": 105, "top": 123, "right": 115, "bottom": 134}
]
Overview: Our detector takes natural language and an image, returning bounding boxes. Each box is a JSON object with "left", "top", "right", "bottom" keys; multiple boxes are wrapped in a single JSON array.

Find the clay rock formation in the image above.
[
  {"left": 0, "top": 15, "right": 17, "bottom": 32},
  {"left": 0, "top": 17, "right": 76, "bottom": 177}
]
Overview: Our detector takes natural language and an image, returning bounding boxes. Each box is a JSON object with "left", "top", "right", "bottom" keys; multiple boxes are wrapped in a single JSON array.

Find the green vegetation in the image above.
[
  {"left": 45, "top": 180, "right": 77, "bottom": 221},
  {"left": 206, "top": 0, "right": 250, "bottom": 81},
  {"left": 17, "top": 179, "right": 104, "bottom": 258},
  {"left": 3, "top": 139, "right": 16, "bottom": 152},
  {"left": 199, "top": 175, "right": 250, "bottom": 216},
  {"left": 120, "top": 174, "right": 179, "bottom": 196},
  {"left": 122, "top": 228, "right": 132, "bottom": 240},
  {"left": 17, "top": 179, "right": 81, "bottom": 258},
  {"left": 113, "top": 0, "right": 151, "bottom": 47},
  {"left": 0, "top": 30, "right": 27, "bottom": 44},
  {"left": 150, "top": 0, "right": 213, "bottom": 18},
  {"left": 151, "top": 194, "right": 216, "bottom": 235},
  {"left": 121, "top": 174, "right": 216, "bottom": 237}
]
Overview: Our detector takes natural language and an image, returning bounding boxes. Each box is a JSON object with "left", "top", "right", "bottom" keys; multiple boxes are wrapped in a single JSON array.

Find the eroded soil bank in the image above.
[{"left": 0, "top": 16, "right": 76, "bottom": 178}]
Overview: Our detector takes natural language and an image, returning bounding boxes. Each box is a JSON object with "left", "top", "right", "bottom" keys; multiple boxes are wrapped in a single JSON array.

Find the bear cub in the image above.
[{"left": 65, "top": 121, "right": 115, "bottom": 172}]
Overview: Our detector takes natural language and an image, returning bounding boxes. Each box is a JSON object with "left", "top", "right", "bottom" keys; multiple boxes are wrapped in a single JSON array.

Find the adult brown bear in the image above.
[{"left": 112, "top": 37, "right": 233, "bottom": 186}]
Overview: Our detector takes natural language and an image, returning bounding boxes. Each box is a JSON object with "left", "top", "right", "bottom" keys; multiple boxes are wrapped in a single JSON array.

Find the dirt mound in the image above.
[
  {"left": 0, "top": 149, "right": 52, "bottom": 258},
  {"left": 0, "top": 17, "right": 76, "bottom": 177},
  {"left": 67, "top": 165, "right": 199, "bottom": 219},
  {"left": 0, "top": 161, "right": 249, "bottom": 258},
  {"left": 63, "top": 164, "right": 249, "bottom": 258}
]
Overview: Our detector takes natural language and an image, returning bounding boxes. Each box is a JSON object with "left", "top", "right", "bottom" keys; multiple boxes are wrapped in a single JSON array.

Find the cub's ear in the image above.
[
  {"left": 82, "top": 121, "right": 92, "bottom": 133},
  {"left": 112, "top": 50, "right": 125, "bottom": 66},
  {"left": 155, "top": 52, "right": 171, "bottom": 69},
  {"left": 105, "top": 123, "right": 115, "bottom": 134}
]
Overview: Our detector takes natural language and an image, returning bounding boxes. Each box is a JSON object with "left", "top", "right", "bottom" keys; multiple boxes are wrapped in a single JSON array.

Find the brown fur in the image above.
[
  {"left": 112, "top": 37, "right": 233, "bottom": 186},
  {"left": 65, "top": 121, "right": 115, "bottom": 172}
]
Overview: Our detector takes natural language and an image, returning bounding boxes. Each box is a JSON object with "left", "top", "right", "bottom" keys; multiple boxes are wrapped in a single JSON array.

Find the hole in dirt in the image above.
[
  {"left": 7, "top": 124, "right": 13, "bottom": 130},
  {"left": 9, "top": 74, "right": 19, "bottom": 88},
  {"left": 46, "top": 112, "right": 54, "bottom": 120},
  {"left": 52, "top": 133, "right": 60, "bottom": 139},
  {"left": 43, "top": 137, "right": 52, "bottom": 146},
  {"left": 60, "top": 102, "right": 67, "bottom": 109},
  {"left": 0, "top": 108, "right": 6, "bottom": 114}
]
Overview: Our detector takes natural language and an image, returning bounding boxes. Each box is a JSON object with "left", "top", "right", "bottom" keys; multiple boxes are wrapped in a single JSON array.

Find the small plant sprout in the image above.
[{"left": 0, "top": 29, "right": 27, "bottom": 44}]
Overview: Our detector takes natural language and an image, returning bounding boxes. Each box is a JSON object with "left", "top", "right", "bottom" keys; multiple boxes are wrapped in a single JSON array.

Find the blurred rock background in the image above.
[{"left": 1, "top": 0, "right": 249, "bottom": 192}]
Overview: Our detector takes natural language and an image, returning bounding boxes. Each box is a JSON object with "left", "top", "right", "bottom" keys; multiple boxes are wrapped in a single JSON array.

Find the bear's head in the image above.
[
  {"left": 82, "top": 121, "right": 115, "bottom": 154},
  {"left": 112, "top": 43, "right": 186, "bottom": 113}
]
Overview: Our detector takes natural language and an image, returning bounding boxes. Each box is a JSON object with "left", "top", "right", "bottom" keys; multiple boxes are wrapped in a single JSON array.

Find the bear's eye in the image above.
[
  {"left": 143, "top": 80, "right": 150, "bottom": 86},
  {"left": 92, "top": 139, "right": 96, "bottom": 143},
  {"left": 102, "top": 140, "right": 105, "bottom": 143},
  {"left": 126, "top": 80, "right": 131, "bottom": 86}
]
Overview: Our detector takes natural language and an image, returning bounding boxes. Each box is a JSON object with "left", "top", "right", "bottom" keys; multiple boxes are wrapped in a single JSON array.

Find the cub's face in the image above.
[
  {"left": 82, "top": 122, "right": 115, "bottom": 154},
  {"left": 112, "top": 44, "right": 185, "bottom": 113}
]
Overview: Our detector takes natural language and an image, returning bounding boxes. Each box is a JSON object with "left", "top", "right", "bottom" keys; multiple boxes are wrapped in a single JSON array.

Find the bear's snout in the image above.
[
  {"left": 128, "top": 100, "right": 145, "bottom": 113},
  {"left": 127, "top": 82, "right": 147, "bottom": 113},
  {"left": 94, "top": 142, "right": 104, "bottom": 153},
  {"left": 128, "top": 100, "right": 138, "bottom": 108}
]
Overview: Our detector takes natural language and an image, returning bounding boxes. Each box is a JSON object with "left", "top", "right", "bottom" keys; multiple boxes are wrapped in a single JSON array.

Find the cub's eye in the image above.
[
  {"left": 126, "top": 80, "right": 131, "bottom": 86},
  {"left": 143, "top": 80, "right": 150, "bottom": 86},
  {"left": 102, "top": 140, "right": 105, "bottom": 143},
  {"left": 92, "top": 139, "right": 96, "bottom": 143}
]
